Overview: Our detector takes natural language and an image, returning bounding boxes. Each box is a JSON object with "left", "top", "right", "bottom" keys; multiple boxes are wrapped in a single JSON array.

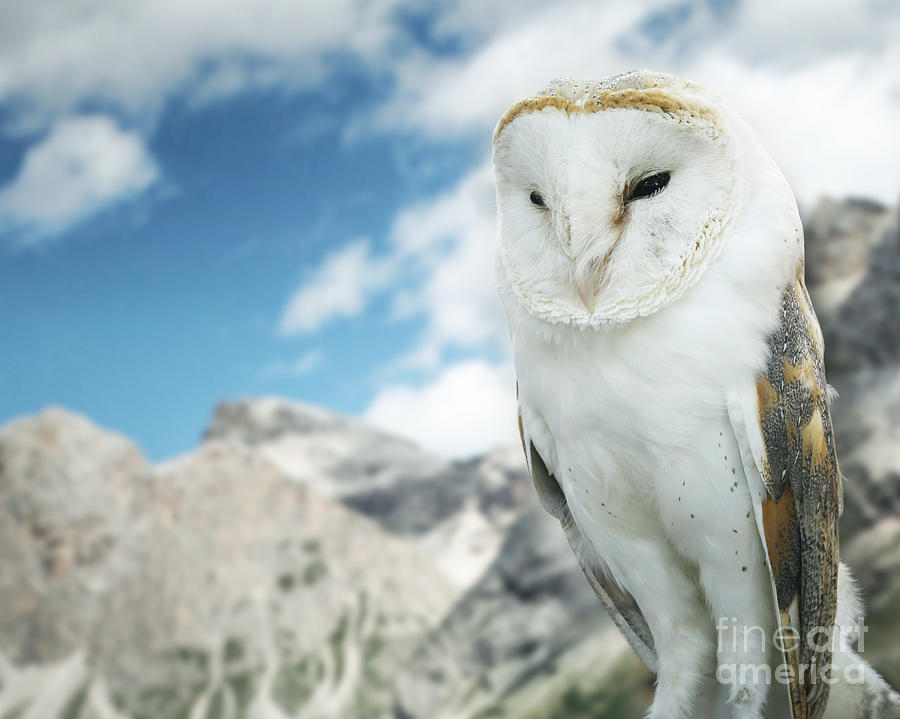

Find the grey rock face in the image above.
[
  {"left": 831, "top": 369, "right": 900, "bottom": 533},
  {"left": 828, "top": 211, "right": 900, "bottom": 374},
  {"left": 344, "top": 446, "right": 531, "bottom": 537},
  {"left": 205, "top": 400, "right": 534, "bottom": 591},
  {"left": 204, "top": 397, "right": 449, "bottom": 500},
  {"left": 0, "top": 408, "right": 153, "bottom": 666},
  {"left": 0, "top": 410, "right": 454, "bottom": 719},
  {"left": 205, "top": 399, "right": 532, "bottom": 536},
  {"left": 804, "top": 197, "right": 898, "bottom": 374},
  {"left": 392, "top": 507, "right": 619, "bottom": 719},
  {"left": 804, "top": 197, "right": 891, "bottom": 289}
]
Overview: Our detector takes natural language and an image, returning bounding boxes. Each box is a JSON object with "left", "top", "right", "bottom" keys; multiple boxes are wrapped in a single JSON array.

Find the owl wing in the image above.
[
  {"left": 727, "top": 269, "right": 842, "bottom": 719},
  {"left": 518, "top": 407, "right": 658, "bottom": 673}
]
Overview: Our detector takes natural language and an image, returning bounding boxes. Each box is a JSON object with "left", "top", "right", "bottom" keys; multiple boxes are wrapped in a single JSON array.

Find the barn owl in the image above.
[{"left": 493, "top": 70, "right": 900, "bottom": 719}]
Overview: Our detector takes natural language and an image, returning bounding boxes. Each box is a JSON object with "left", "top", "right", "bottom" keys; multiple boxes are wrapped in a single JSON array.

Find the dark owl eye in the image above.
[
  {"left": 529, "top": 190, "right": 547, "bottom": 208},
  {"left": 627, "top": 171, "right": 671, "bottom": 202}
]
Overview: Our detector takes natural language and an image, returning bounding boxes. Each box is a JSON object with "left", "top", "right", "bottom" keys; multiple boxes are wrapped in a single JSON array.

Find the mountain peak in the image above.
[{"left": 203, "top": 396, "right": 448, "bottom": 497}]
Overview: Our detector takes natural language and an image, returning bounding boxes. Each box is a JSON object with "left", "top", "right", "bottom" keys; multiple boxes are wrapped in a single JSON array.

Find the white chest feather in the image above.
[{"left": 509, "top": 255, "right": 777, "bottom": 590}]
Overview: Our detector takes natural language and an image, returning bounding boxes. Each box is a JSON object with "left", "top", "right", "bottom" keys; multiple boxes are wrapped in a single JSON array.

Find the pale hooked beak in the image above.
[{"left": 573, "top": 257, "right": 606, "bottom": 313}]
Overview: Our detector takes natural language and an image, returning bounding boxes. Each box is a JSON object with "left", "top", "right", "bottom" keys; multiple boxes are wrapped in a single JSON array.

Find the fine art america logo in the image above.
[{"left": 716, "top": 617, "right": 869, "bottom": 686}]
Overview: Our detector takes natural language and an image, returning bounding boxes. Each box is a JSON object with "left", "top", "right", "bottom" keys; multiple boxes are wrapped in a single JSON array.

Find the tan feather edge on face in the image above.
[{"left": 493, "top": 71, "right": 723, "bottom": 143}]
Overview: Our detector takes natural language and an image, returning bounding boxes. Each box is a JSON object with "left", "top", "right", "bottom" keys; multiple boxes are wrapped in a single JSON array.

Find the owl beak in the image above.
[{"left": 573, "top": 258, "right": 605, "bottom": 313}]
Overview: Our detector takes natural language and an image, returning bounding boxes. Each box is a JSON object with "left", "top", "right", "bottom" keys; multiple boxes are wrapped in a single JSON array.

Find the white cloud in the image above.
[
  {"left": 369, "top": 1, "right": 652, "bottom": 138},
  {"left": 0, "top": 115, "right": 158, "bottom": 241},
  {"left": 0, "top": 0, "right": 411, "bottom": 244},
  {"left": 687, "top": 51, "right": 900, "bottom": 207},
  {"left": 5, "top": 1, "right": 896, "bottom": 244},
  {"left": 278, "top": 240, "right": 394, "bottom": 335},
  {"left": 387, "top": 163, "right": 509, "bottom": 368},
  {"left": 725, "top": 0, "right": 900, "bottom": 65},
  {"left": 261, "top": 349, "right": 323, "bottom": 378},
  {"left": 364, "top": 360, "right": 519, "bottom": 458},
  {"left": 290, "top": 350, "right": 323, "bottom": 374},
  {"left": 428, "top": 0, "right": 550, "bottom": 45},
  {"left": 277, "top": 162, "right": 509, "bottom": 367},
  {"left": 367, "top": 0, "right": 900, "bottom": 204},
  {"left": 0, "top": 0, "right": 405, "bottom": 131},
  {"left": 3, "top": 1, "right": 897, "bottom": 206}
]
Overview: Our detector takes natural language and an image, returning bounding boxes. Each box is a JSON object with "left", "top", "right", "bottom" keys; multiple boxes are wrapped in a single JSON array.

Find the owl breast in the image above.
[{"left": 510, "top": 258, "right": 773, "bottom": 601}]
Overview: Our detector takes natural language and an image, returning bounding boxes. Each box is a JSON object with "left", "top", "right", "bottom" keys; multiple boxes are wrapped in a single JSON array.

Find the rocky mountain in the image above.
[
  {"left": 203, "top": 398, "right": 448, "bottom": 502},
  {"left": 0, "top": 196, "right": 897, "bottom": 719},
  {"left": 205, "top": 399, "right": 533, "bottom": 591},
  {"left": 806, "top": 197, "right": 900, "bottom": 376},
  {"left": 0, "top": 410, "right": 456, "bottom": 719},
  {"left": 392, "top": 507, "right": 651, "bottom": 719}
]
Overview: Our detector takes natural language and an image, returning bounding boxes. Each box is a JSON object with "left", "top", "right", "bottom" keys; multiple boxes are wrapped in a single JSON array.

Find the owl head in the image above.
[{"left": 492, "top": 70, "right": 795, "bottom": 327}]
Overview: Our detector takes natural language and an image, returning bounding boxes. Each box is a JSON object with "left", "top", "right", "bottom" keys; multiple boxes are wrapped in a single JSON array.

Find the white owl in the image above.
[{"left": 493, "top": 70, "right": 900, "bottom": 719}]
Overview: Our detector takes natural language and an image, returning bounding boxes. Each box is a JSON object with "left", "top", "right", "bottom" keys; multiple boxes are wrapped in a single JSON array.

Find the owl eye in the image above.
[
  {"left": 529, "top": 190, "right": 547, "bottom": 208},
  {"left": 627, "top": 171, "right": 671, "bottom": 202}
]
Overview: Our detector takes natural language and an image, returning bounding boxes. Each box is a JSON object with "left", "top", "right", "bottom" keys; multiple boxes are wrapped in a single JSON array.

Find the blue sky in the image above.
[{"left": 1, "top": 0, "right": 898, "bottom": 461}]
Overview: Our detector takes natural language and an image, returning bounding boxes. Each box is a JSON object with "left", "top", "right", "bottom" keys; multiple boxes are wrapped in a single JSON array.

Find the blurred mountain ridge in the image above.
[{"left": 0, "top": 195, "right": 898, "bottom": 719}]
